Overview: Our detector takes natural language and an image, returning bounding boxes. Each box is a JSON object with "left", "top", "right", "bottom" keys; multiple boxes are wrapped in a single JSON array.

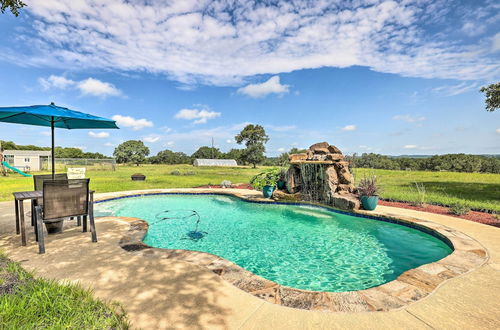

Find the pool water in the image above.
[{"left": 95, "top": 194, "right": 452, "bottom": 292}]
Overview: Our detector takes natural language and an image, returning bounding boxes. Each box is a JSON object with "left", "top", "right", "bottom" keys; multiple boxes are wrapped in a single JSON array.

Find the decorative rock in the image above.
[
  {"left": 289, "top": 153, "right": 308, "bottom": 162},
  {"left": 285, "top": 142, "right": 359, "bottom": 210},
  {"left": 328, "top": 145, "right": 342, "bottom": 154},
  {"left": 326, "top": 153, "right": 344, "bottom": 161},
  {"left": 332, "top": 194, "right": 360, "bottom": 210},
  {"left": 309, "top": 142, "right": 330, "bottom": 151},
  {"left": 333, "top": 161, "right": 350, "bottom": 169},
  {"left": 337, "top": 184, "right": 356, "bottom": 193},
  {"left": 220, "top": 180, "right": 232, "bottom": 188},
  {"left": 325, "top": 167, "right": 339, "bottom": 193},
  {"left": 337, "top": 168, "right": 354, "bottom": 184},
  {"left": 312, "top": 147, "right": 330, "bottom": 154},
  {"left": 312, "top": 154, "right": 328, "bottom": 161},
  {"left": 286, "top": 166, "right": 302, "bottom": 193}
]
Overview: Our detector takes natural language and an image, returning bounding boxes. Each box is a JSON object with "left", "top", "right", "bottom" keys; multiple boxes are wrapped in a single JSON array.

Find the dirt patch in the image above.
[
  {"left": 0, "top": 258, "right": 31, "bottom": 295},
  {"left": 379, "top": 200, "right": 500, "bottom": 228}
]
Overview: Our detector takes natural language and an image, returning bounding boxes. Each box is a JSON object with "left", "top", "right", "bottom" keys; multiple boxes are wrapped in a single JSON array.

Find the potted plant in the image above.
[
  {"left": 277, "top": 168, "right": 287, "bottom": 190},
  {"left": 250, "top": 168, "right": 280, "bottom": 198},
  {"left": 357, "top": 175, "right": 380, "bottom": 210}
]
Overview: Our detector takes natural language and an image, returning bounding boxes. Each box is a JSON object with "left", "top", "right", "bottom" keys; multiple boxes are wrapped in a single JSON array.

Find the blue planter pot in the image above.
[
  {"left": 277, "top": 180, "right": 286, "bottom": 190},
  {"left": 360, "top": 196, "right": 379, "bottom": 211},
  {"left": 262, "top": 185, "right": 275, "bottom": 198}
]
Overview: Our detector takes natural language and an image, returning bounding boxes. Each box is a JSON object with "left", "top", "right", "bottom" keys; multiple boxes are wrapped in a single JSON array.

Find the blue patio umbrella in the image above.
[{"left": 0, "top": 102, "right": 119, "bottom": 178}]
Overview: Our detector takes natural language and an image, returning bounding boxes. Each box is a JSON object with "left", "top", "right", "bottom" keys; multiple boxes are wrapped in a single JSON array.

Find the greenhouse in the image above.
[{"left": 193, "top": 159, "right": 238, "bottom": 167}]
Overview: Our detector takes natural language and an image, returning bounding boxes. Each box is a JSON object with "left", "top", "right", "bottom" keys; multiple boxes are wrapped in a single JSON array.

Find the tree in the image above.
[
  {"left": 241, "top": 144, "right": 266, "bottom": 168},
  {"left": 1, "top": 0, "right": 26, "bottom": 16},
  {"left": 235, "top": 124, "right": 269, "bottom": 168},
  {"left": 480, "top": 82, "right": 499, "bottom": 112},
  {"left": 54, "top": 147, "right": 85, "bottom": 158},
  {"left": 223, "top": 148, "right": 245, "bottom": 163},
  {"left": 191, "top": 146, "right": 222, "bottom": 159},
  {"left": 113, "top": 140, "right": 149, "bottom": 166},
  {"left": 150, "top": 149, "right": 191, "bottom": 164}
]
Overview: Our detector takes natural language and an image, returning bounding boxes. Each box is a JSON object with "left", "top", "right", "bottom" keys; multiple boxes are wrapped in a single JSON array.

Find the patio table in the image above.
[{"left": 13, "top": 190, "right": 94, "bottom": 246}]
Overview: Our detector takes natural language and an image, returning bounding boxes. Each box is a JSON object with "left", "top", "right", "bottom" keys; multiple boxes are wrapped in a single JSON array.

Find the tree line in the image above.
[
  {"left": 113, "top": 124, "right": 269, "bottom": 167},
  {"left": 348, "top": 153, "right": 500, "bottom": 174},
  {"left": 0, "top": 140, "right": 108, "bottom": 159}
]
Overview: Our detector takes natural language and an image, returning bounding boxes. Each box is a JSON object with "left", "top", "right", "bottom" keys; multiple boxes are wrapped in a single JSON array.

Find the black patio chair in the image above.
[
  {"left": 32, "top": 173, "right": 82, "bottom": 227},
  {"left": 33, "top": 173, "right": 68, "bottom": 191},
  {"left": 34, "top": 179, "right": 97, "bottom": 254}
]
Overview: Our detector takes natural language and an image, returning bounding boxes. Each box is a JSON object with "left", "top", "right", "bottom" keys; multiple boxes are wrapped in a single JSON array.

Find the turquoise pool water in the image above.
[{"left": 95, "top": 194, "right": 452, "bottom": 292}]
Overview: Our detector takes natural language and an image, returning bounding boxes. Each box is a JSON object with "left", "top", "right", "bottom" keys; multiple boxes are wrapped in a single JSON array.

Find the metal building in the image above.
[{"left": 193, "top": 159, "right": 238, "bottom": 167}]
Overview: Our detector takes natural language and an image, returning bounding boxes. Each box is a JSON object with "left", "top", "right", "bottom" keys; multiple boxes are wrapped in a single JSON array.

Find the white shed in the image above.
[
  {"left": 193, "top": 159, "right": 238, "bottom": 167},
  {"left": 2, "top": 150, "right": 51, "bottom": 172}
]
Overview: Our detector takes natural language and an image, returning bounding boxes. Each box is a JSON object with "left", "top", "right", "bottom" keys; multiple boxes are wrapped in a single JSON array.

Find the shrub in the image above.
[
  {"left": 170, "top": 170, "right": 181, "bottom": 176},
  {"left": 449, "top": 203, "right": 470, "bottom": 216},
  {"left": 357, "top": 175, "right": 380, "bottom": 196},
  {"left": 183, "top": 171, "right": 196, "bottom": 176},
  {"left": 250, "top": 168, "right": 280, "bottom": 190}
]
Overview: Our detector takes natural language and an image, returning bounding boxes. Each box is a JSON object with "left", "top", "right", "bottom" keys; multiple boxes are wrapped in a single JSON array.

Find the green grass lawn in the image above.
[
  {"left": 0, "top": 252, "right": 129, "bottom": 329},
  {"left": 0, "top": 164, "right": 498, "bottom": 212},
  {"left": 0, "top": 164, "right": 265, "bottom": 201},
  {"left": 353, "top": 168, "right": 500, "bottom": 212}
]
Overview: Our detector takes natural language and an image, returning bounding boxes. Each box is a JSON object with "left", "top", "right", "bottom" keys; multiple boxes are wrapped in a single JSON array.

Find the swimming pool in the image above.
[{"left": 95, "top": 194, "right": 452, "bottom": 292}]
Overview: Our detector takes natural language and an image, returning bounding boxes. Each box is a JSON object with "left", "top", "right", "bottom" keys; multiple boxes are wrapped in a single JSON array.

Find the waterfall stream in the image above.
[{"left": 299, "top": 163, "right": 331, "bottom": 203}]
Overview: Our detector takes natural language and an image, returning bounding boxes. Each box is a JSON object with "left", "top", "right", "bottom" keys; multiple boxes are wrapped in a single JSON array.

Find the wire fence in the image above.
[{"left": 42, "top": 158, "right": 116, "bottom": 171}]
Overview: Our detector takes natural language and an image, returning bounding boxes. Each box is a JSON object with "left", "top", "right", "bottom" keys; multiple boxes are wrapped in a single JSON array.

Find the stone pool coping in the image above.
[{"left": 95, "top": 188, "right": 488, "bottom": 312}]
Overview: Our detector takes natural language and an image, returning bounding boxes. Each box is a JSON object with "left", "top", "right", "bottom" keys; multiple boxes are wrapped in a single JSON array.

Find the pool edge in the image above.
[{"left": 95, "top": 189, "right": 489, "bottom": 313}]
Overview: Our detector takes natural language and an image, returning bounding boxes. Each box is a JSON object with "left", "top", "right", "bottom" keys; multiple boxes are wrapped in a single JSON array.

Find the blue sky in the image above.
[{"left": 0, "top": 0, "right": 498, "bottom": 157}]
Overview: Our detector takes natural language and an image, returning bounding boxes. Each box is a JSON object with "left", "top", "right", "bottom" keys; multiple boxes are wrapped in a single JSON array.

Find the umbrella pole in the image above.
[{"left": 51, "top": 117, "right": 55, "bottom": 179}]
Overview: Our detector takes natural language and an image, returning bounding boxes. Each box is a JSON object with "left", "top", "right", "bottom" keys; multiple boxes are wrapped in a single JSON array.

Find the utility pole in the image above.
[{"left": 211, "top": 137, "right": 214, "bottom": 159}]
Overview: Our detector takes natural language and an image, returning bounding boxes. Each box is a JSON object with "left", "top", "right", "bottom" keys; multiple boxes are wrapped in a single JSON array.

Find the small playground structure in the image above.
[{"left": 1, "top": 150, "right": 51, "bottom": 174}]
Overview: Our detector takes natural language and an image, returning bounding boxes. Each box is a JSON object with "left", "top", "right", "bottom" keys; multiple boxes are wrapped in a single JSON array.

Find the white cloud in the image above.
[
  {"left": 392, "top": 115, "right": 426, "bottom": 123},
  {"left": 432, "top": 82, "right": 479, "bottom": 96},
  {"left": 39, "top": 75, "right": 75, "bottom": 90},
  {"left": 277, "top": 147, "right": 286, "bottom": 152},
  {"left": 341, "top": 125, "right": 357, "bottom": 131},
  {"left": 20, "top": 1, "right": 499, "bottom": 85},
  {"left": 165, "top": 141, "right": 175, "bottom": 146},
  {"left": 496, "top": 128, "right": 500, "bottom": 134},
  {"left": 77, "top": 78, "right": 122, "bottom": 97},
  {"left": 160, "top": 126, "right": 172, "bottom": 133},
  {"left": 112, "top": 115, "right": 153, "bottom": 130},
  {"left": 40, "top": 131, "right": 51, "bottom": 136},
  {"left": 237, "top": 76, "right": 290, "bottom": 98},
  {"left": 143, "top": 135, "right": 161, "bottom": 143},
  {"left": 175, "top": 107, "right": 221, "bottom": 124},
  {"left": 403, "top": 144, "right": 418, "bottom": 149},
  {"left": 226, "top": 139, "right": 234, "bottom": 144},
  {"left": 162, "top": 122, "right": 250, "bottom": 148},
  {"left": 88, "top": 131, "right": 110, "bottom": 138},
  {"left": 104, "top": 142, "right": 115, "bottom": 147},
  {"left": 266, "top": 124, "right": 296, "bottom": 132},
  {"left": 462, "top": 22, "right": 486, "bottom": 37},
  {"left": 38, "top": 75, "right": 122, "bottom": 97}
]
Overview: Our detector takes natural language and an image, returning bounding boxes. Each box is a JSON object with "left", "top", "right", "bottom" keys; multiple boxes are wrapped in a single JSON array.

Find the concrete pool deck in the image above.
[{"left": 0, "top": 188, "right": 499, "bottom": 329}]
